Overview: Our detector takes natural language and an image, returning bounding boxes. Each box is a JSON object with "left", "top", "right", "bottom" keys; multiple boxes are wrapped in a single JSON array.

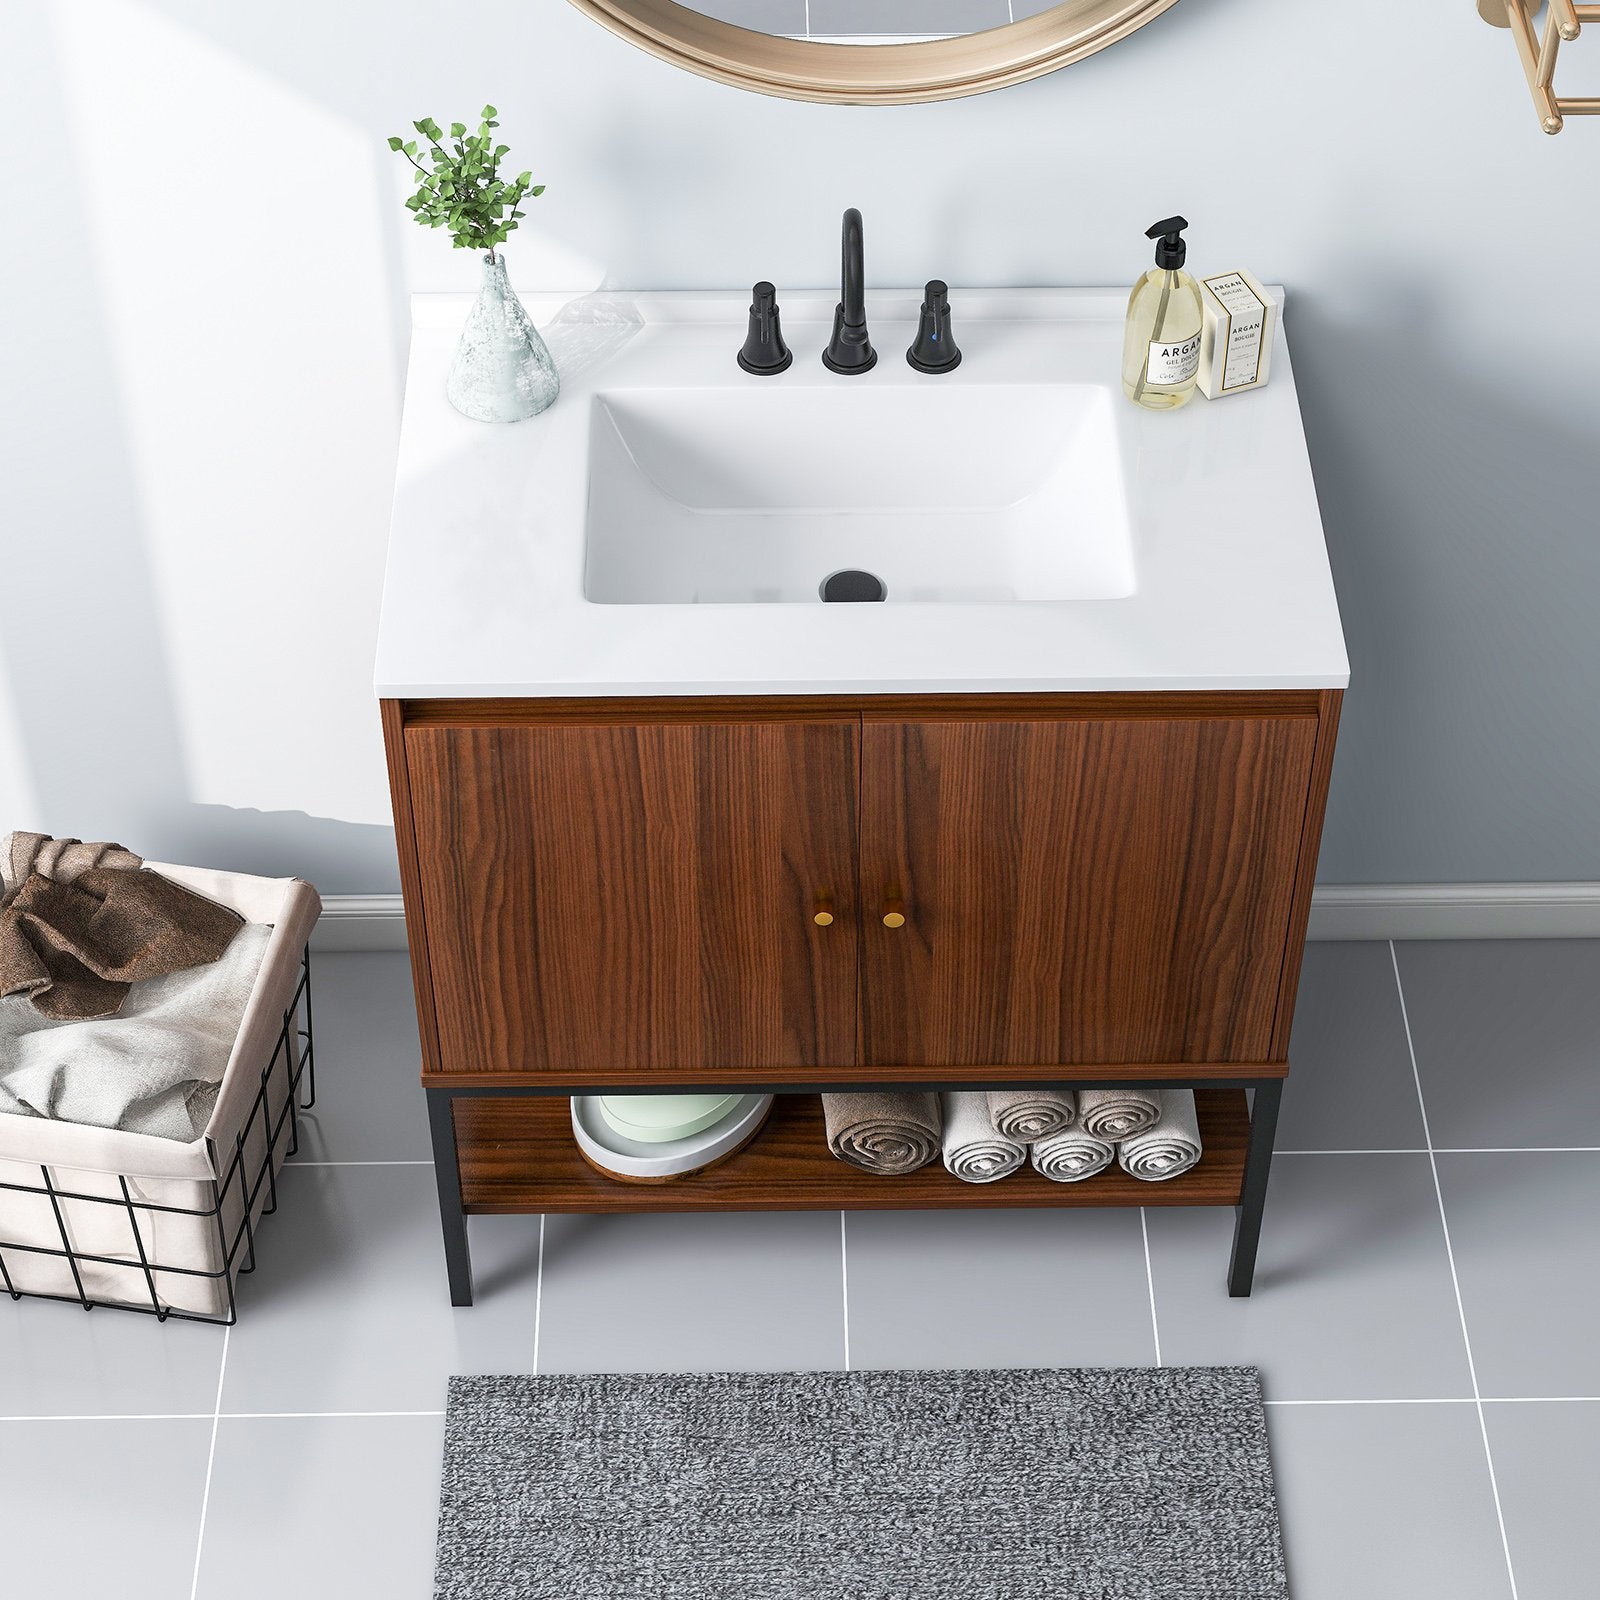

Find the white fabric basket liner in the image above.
[{"left": 0, "top": 863, "right": 321, "bottom": 1316}]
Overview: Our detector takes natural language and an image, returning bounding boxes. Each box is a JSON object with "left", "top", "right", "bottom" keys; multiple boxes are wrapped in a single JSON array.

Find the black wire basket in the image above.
[{"left": 0, "top": 948, "right": 316, "bottom": 1326}]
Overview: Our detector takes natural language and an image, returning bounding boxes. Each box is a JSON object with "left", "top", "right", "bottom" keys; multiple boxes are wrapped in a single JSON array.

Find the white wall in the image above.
[{"left": 3, "top": 0, "right": 1597, "bottom": 893}]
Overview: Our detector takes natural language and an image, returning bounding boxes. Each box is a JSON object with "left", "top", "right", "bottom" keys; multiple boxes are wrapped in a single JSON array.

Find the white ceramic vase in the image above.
[{"left": 446, "top": 252, "right": 560, "bottom": 423}]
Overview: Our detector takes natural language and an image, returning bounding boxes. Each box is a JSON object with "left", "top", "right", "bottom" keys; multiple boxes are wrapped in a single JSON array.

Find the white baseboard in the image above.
[
  {"left": 1304, "top": 882, "right": 1600, "bottom": 941},
  {"left": 312, "top": 883, "right": 1600, "bottom": 954},
  {"left": 312, "top": 894, "right": 411, "bottom": 952}
]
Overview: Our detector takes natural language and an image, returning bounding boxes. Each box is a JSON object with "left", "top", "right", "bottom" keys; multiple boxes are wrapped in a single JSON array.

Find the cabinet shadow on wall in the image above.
[{"left": 1289, "top": 284, "right": 1600, "bottom": 884}]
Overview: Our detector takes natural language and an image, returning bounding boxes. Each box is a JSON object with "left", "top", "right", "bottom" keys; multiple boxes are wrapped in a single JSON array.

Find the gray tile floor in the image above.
[{"left": 4, "top": 938, "right": 1598, "bottom": 1598}]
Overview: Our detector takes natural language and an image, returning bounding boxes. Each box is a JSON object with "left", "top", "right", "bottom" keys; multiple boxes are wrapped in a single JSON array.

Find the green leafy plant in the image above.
[{"left": 388, "top": 106, "right": 544, "bottom": 262}]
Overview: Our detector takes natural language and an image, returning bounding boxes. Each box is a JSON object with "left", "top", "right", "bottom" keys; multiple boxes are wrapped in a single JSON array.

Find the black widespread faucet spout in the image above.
[
  {"left": 822, "top": 207, "right": 876, "bottom": 375},
  {"left": 841, "top": 208, "right": 865, "bottom": 327}
]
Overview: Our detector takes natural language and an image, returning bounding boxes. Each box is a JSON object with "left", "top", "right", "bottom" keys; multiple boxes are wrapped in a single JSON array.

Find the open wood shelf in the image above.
[{"left": 455, "top": 1089, "right": 1249, "bottom": 1214}]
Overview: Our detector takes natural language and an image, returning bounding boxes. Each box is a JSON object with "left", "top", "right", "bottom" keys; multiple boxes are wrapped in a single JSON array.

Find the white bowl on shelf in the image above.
[
  {"left": 571, "top": 1093, "right": 773, "bottom": 1181},
  {"left": 596, "top": 1092, "right": 744, "bottom": 1145}
]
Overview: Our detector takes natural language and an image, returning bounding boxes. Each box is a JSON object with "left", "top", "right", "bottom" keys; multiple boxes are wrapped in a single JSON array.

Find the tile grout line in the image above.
[
  {"left": 224, "top": 1409, "right": 449, "bottom": 1419},
  {"left": 839, "top": 1211, "right": 851, "bottom": 1372},
  {"left": 1480, "top": 1395, "right": 1600, "bottom": 1405},
  {"left": 187, "top": 1324, "right": 229, "bottom": 1600},
  {"left": 11, "top": 1394, "right": 1597, "bottom": 1425},
  {"left": 1138, "top": 1207, "right": 1161, "bottom": 1365},
  {"left": 532, "top": 1214, "right": 546, "bottom": 1376},
  {"left": 1390, "top": 939, "right": 1521, "bottom": 1600},
  {"left": 1276, "top": 1149, "right": 1429, "bottom": 1156},
  {"left": 1436, "top": 1147, "right": 1600, "bottom": 1154},
  {"left": 1279, "top": 1148, "right": 1600, "bottom": 1156},
  {"left": 1263, "top": 1397, "right": 1477, "bottom": 1406},
  {"left": 0, "top": 1410, "right": 452, "bottom": 1422},
  {"left": 1, "top": 1413, "right": 216, "bottom": 1422},
  {"left": 285, "top": 1159, "right": 435, "bottom": 1167}
]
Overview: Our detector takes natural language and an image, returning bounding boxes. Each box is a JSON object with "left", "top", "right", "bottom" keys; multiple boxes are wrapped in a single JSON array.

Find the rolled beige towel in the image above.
[
  {"left": 1031, "top": 1125, "right": 1117, "bottom": 1183},
  {"left": 986, "top": 1087, "right": 1076, "bottom": 1143},
  {"left": 1117, "top": 1090, "right": 1204, "bottom": 1182},
  {"left": 823, "top": 1092, "right": 941, "bottom": 1174},
  {"left": 1077, "top": 1087, "right": 1162, "bottom": 1141},
  {"left": 942, "top": 1092, "right": 1026, "bottom": 1183}
]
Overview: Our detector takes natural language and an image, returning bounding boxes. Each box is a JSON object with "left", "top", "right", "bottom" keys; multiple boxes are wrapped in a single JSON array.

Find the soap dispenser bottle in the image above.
[{"left": 1122, "top": 216, "right": 1203, "bottom": 410}]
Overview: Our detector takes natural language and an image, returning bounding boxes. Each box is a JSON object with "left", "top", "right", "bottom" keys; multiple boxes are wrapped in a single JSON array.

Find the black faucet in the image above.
[{"left": 821, "top": 208, "right": 876, "bottom": 375}]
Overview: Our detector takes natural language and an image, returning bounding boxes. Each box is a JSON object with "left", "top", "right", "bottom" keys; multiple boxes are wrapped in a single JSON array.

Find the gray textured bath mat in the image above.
[{"left": 436, "top": 1366, "right": 1286, "bottom": 1599}]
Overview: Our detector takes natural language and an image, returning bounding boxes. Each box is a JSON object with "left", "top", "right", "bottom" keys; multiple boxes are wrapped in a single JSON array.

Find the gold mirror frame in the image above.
[{"left": 564, "top": 0, "right": 1184, "bottom": 105}]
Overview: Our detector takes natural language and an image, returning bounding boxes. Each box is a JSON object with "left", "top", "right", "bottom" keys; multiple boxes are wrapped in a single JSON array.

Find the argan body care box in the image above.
[{"left": 1198, "top": 270, "right": 1275, "bottom": 399}]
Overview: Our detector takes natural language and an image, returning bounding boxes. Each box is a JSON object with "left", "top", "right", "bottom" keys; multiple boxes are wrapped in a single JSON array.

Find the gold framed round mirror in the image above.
[{"left": 565, "top": 0, "right": 1184, "bottom": 105}]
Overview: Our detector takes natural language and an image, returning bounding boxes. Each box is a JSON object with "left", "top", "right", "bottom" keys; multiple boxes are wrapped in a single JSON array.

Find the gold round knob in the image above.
[
  {"left": 813, "top": 909, "right": 834, "bottom": 927},
  {"left": 812, "top": 890, "right": 834, "bottom": 927},
  {"left": 882, "top": 889, "right": 906, "bottom": 929},
  {"left": 882, "top": 910, "right": 905, "bottom": 929}
]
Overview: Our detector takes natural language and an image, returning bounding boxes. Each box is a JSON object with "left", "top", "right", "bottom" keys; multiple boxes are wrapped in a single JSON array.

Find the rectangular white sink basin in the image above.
[
  {"left": 584, "top": 385, "right": 1135, "bottom": 604},
  {"left": 378, "top": 288, "right": 1349, "bottom": 697}
]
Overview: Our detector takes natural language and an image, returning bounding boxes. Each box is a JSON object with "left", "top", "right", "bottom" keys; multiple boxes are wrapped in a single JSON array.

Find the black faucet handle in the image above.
[
  {"left": 737, "top": 281, "right": 792, "bottom": 375},
  {"left": 906, "top": 279, "right": 962, "bottom": 374}
]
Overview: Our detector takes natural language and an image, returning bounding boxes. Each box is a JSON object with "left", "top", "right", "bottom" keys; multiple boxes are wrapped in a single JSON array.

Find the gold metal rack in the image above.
[{"left": 1480, "top": 0, "right": 1600, "bottom": 132}]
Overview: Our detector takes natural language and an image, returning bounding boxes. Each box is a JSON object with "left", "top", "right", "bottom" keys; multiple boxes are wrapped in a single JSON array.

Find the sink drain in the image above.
[{"left": 820, "top": 569, "right": 887, "bottom": 603}]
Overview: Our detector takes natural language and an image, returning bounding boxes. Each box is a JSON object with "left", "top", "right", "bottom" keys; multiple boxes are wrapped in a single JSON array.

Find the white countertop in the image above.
[{"left": 376, "top": 288, "right": 1348, "bottom": 698}]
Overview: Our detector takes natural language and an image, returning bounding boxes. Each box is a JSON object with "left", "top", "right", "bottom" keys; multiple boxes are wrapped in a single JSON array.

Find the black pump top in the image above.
[{"left": 1145, "top": 216, "right": 1189, "bottom": 270}]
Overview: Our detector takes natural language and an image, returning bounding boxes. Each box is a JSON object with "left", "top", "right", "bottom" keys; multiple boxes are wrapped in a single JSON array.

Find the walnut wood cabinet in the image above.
[
  {"left": 402, "top": 715, "right": 860, "bottom": 1079},
  {"left": 383, "top": 690, "right": 1341, "bottom": 1305},
  {"left": 858, "top": 711, "right": 1317, "bottom": 1069}
]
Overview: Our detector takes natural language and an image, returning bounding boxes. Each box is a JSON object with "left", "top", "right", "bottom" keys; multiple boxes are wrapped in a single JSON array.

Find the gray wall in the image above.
[{"left": 2, "top": 0, "right": 1596, "bottom": 894}]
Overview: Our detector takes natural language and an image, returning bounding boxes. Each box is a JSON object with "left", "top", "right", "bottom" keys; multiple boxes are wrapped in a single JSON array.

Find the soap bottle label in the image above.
[{"left": 1147, "top": 333, "right": 1201, "bottom": 387}]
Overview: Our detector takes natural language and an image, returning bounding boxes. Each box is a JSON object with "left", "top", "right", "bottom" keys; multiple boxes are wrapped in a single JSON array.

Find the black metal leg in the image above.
[
  {"left": 1228, "top": 1078, "right": 1282, "bottom": 1298},
  {"left": 427, "top": 1089, "right": 474, "bottom": 1306}
]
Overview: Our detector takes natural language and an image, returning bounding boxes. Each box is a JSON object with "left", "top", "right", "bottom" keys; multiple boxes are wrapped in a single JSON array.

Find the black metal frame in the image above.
[
  {"left": 0, "top": 948, "right": 317, "bottom": 1326},
  {"left": 426, "top": 1071, "right": 1283, "bottom": 1309}
]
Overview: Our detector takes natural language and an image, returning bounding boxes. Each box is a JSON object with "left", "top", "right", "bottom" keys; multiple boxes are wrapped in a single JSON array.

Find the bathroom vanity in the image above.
[{"left": 377, "top": 288, "right": 1347, "bottom": 1306}]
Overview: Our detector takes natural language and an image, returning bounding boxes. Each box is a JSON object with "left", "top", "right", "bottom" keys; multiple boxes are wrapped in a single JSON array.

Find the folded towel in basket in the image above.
[
  {"left": 1031, "top": 1124, "right": 1117, "bottom": 1183},
  {"left": 0, "top": 921, "right": 272, "bottom": 1140},
  {"left": 0, "top": 855, "right": 243, "bottom": 1020},
  {"left": 1117, "top": 1091, "right": 1204, "bottom": 1183},
  {"left": 942, "top": 1092, "right": 1026, "bottom": 1184},
  {"left": 1, "top": 832, "right": 143, "bottom": 897},
  {"left": 823, "top": 1092, "right": 941, "bottom": 1174},
  {"left": 986, "top": 1088, "right": 1076, "bottom": 1143},
  {"left": 1077, "top": 1087, "right": 1162, "bottom": 1141}
]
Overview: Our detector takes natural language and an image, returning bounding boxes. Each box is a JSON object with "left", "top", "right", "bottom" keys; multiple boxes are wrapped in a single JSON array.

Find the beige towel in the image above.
[
  {"left": 986, "top": 1088, "right": 1076, "bottom": 1143},
  {"left": 1117, "top": 1090, "right": 1204, "bottom": 1182},
  {"left": 1077, "top": 1087, "right": 1162, "bottom": 1141},
  {"left": 0, "top": 865, "right": 243, "bottom": 1020},
  {"left": 823, "top": 1092, "right": 941, "bottom": 1174},
  {"left": 942, "top": 1092, "right": 1026, "bottom": 1184},
  {"left": 1, "top": 832, "right": 142, "bottom": 902},
  {"left": 1031, "top": 1125, "right": 1117, "bottom": 1183}
]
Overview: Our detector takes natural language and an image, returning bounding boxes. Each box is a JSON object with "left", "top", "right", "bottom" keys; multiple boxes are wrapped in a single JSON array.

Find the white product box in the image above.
[{"left": 1198, "top": 269, "right": 1275, "bottom": 398}]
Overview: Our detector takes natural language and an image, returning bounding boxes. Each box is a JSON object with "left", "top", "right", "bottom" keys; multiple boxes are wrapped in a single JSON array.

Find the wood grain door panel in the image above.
[
  {"left": 405, "top": 718, "right": 859, "bottom": 1077},
  {"left": 860, "top": 714, "right": 1318, "bottom": 1066}
]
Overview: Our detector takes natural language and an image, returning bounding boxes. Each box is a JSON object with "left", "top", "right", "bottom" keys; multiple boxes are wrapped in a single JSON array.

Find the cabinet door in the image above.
[
  {"left": 860, "top": 713, "right": 1318, "bottom": 1067},
  {"left": 405, "top": 718, "right": 859, "bottom": 1078}
]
